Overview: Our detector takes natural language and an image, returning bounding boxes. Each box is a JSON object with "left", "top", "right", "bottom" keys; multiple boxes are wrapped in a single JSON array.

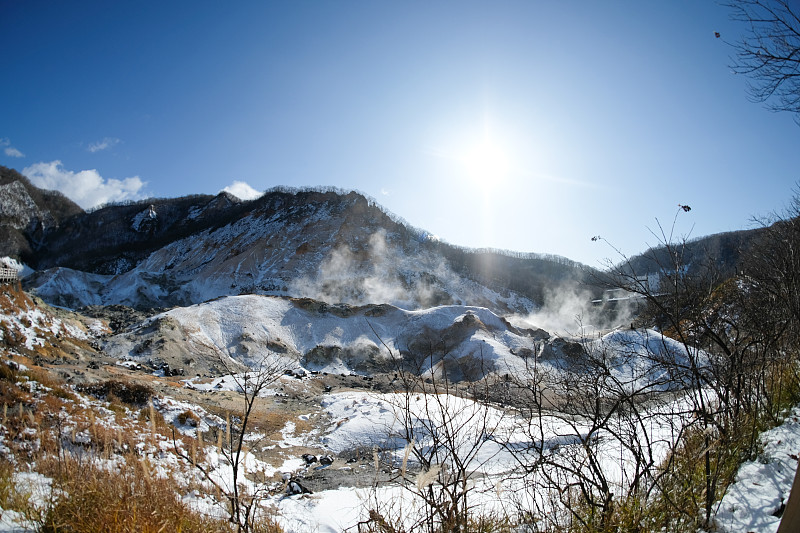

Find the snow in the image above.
[
  {"left": 183, "top": 372, "right": 282, "bottom": 396},
  {"left": 591, "top": 328, "right": 705, "bottom": 391},
  {"left": 2, "top": 354, "right": 798, "bottom": 533},
  {"left": 24, "top": 198, "right": 537, "bottom": 314},
  {"left": 130, "top": 205, "right": 157, "bottom": 231},
  {"left": 713, "top": 405, "right": 800, "bottom": 532},
  {"left": 0, "top": 285, "right": 93, "bottom": 352},
  {"left": 107, "top": 294, "right": 540, "bottom": 378},
  {"left": 319, "top": 391, "right": 516, "bottom": 475},
  {"left": 0, "top": 472, "right": 53, "bottom": 532},
  {"left": 5, "top": 274, "right": 800, "bottom": 531},
  {"left": 26, "top": 266, "right": 109, "bottom": 308},
  {"left": 153, "top": 396, "right": 225, "bottom": 437},
  {"left": 292, "top": 391, "right": 800, "bottom": 533}
]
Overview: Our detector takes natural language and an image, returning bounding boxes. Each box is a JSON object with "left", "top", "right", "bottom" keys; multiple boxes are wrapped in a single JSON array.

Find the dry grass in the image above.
[
  {"left": 0, "top": 362, "right": 283, "bottom": 533},
  {"left": 178, "top": 409, "right": 202, "bottom": 427},
  {"left": 251, "top": 409, "right": 293, "bottom": 438},
  {"left": 38, "top": 456, "right": 235, "bottom": 533}
]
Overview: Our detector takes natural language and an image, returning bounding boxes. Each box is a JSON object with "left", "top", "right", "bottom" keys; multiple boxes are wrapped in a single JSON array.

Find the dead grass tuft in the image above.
[
  {"left": 178, "top": 409, "right": 201, "bottom": 427},
  {"left": 251, "top": 410, "right": 292, "bottom": 438}
]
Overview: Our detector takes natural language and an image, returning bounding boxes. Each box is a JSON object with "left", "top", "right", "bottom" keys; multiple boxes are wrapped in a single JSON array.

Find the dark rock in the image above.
[
  {"left": 286, "top": 479, "right": 312, "bottom": 495},
  {"left": 301, "top": 453, "right": 317, "bottom": 465}
]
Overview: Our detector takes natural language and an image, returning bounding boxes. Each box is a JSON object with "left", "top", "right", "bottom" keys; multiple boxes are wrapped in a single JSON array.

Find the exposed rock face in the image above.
[
  {"left": 99, "top": 294, "right": 560, "bottom": 382},
  {"left": 0, "top": 181, "right": 51, "bottom": 231},
  {"left": 29, "top": 191, "right": 241, "bottom": 273},
  {"left": 0, "top": 167, "right": 82, "bottom": 258}
]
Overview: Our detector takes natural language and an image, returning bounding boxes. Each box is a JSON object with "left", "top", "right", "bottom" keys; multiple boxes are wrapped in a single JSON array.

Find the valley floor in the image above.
[
  {"left": 0, "top": 281, "right": 797, "bottom": 532},
  {"left": 1, "top": 348, "right": 797, "bottom": 532}
]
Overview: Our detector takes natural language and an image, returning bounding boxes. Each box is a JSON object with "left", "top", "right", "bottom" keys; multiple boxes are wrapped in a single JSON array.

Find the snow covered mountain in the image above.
[
  {"left": 11, "top": 180, "right": 594, "bottom": 313},
  {"left": 101, "top": 293, "right": 692, "bottom": 385}
]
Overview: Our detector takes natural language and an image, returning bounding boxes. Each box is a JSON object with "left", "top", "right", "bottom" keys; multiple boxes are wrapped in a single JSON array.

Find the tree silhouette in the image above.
[{"left": 725, "top": 0, "right": 800, "bottom": 123}]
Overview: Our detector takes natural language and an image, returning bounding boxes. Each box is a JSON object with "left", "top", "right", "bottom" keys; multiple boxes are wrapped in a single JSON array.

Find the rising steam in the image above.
[
  {"left": 510, "top": 281, "right": 638, "bottom": 338},
  {"left": 288, "top": 229, "right": 518, "bottom": 311}
]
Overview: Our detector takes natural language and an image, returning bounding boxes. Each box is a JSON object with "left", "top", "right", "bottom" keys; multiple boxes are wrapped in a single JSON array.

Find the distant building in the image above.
[
  {"left": 0, "top": 261, "right": 18, "bottom": 283},
  {"left": 591, "top": 276, "right": 652, "bottom": 307}
]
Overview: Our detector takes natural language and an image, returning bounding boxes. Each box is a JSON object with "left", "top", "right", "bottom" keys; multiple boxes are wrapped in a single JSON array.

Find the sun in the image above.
[
  {"left": 428, "top": 115, "right": 517, "bottom": 192},
  {"left": 461, "top": 137, "right": 511, "bottom": 185}
]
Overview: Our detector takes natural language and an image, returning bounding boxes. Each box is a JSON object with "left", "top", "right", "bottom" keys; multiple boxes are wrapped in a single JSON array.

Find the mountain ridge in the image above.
[
  {"left": 2, "top": 164, "right": 762, "bottom": 314},
  {"left": 0, "top": 168, "right": 596, "bottom": 311}
]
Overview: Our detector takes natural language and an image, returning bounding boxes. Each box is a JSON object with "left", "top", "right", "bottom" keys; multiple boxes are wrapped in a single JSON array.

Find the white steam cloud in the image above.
[
  {"left": 511, "top": 282, "right": 637, "bottom": 338},
  {"left": 287, "top": 228, "right": 627, "bottom": 333},
  {"left": 22, "top": 160, "right": 146, "bottom": 209},
  {"left": 288, "top": 229, "right": 500, "bottom": 310},
  {"left": 221, "top": 181, "right": 263, "bottom": 201}
]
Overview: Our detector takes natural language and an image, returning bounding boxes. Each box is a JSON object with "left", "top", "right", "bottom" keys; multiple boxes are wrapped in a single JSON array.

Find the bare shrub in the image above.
[{"left": 77, "top": 379, "right": 154, "bottom": 406}]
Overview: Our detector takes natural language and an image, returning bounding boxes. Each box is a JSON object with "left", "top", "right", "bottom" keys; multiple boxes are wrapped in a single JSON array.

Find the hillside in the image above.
[
  {"left": 102, "top": 294, "right": 557, "bottom": 380},
  {"left": 4, "top": 167, "right": 796, "bottom": 532},
  {"left": 1, "top": 175, "right": 598, "bottom": 312},
  {"left": 30, "top": 191, "right": 242, "bottom": 273},
  {"left": 611, "top": 227, "right": 765, "bottom": 282},
  {"left": 0, "top": 166, "right": 83, "bottom": 259}
]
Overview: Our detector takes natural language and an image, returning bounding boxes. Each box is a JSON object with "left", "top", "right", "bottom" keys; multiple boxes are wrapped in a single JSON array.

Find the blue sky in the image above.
[{"left": 1, "top": 1, "right": 798, "bottom": 266}]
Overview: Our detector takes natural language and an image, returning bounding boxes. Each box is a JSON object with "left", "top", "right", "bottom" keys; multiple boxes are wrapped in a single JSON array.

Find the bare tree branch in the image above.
[{"left": 726, "top": 0, "right": 800, "bottom": 123}]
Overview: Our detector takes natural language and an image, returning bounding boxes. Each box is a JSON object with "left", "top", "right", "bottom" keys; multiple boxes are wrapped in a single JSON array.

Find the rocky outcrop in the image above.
[{"left": 0, "top": 167, "right": 82, "bottom": 259}]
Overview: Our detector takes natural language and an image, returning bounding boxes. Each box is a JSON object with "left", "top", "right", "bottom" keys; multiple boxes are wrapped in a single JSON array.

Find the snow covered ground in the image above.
[
  {"left": 105, "top": 294, "right": 702, "bottom": 390},
  {"left": 1, "top": 276, "right": 797, "bottom": 532},
  {"left": 713, "top": 405, "right": 800, "bottom": 532},
  {"left": 267, "top": 389, "right": 690, "bottom": 532},
  {"left": 264, "top": 391, "right": 800, "bottom": 533},
  {"left": 105, "top": 294, "right": 544, "bottom": 377},
  {"left": 0, "top": 281, "right": 105, "bottom": 353},
  {"left": 1, "top": 358, "right": 799, "bottom": 532}
]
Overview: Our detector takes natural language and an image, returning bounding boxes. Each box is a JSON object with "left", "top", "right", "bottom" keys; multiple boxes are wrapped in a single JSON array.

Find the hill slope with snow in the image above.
[
  {"left": 102, "top": 294, "right": 697, "bottom": 385},
  {"left": 19, "top": 187, "right": 595, "bottom": 313},
  {"left": 103, "top": 295, "right": 551, "bottom": 378}
]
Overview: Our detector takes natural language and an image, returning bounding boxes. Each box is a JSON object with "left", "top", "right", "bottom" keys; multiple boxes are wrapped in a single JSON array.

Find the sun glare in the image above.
[
  {"left": 429, "top": 115, "right": 517, "bottom": 193},
  {"left": 462, "top": 138, "right": 511, "bottom": 184}
]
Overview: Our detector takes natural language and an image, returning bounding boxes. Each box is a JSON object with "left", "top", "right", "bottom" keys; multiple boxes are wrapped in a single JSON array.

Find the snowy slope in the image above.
[
  {"left": 714, "top": 405, "right": 800, "bottom": 532},
  {"left": 103, "top": 294, "right": 549, "bottom": 378},
  {"left": 25, "top": 191, "right": 540, "bottom": 314},
  {"left": 0, "top": 282, "right": 105, "bottom": 356},
  {"left": 104, "top": 294, "right": 701, "bottom": 384},
  {"left": 271, "top": 389, "right": 696, "bottom": 532},
  {"left": 589, "top": 329, "right": 705, "bottom": 392}
]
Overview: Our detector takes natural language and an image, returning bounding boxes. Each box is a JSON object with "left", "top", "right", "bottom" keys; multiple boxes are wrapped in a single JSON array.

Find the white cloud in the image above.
[
  {"left": 1, "top": 138, "right": 24, "bottom": 158},
  {"left": 221, "top": 181, "right": 263, "bottom": 201},
  {"left": 87, "top": 137, "right": 121, "bottom": 153},
  {"left": 22, "top": 160, "right": 146, "bottom": 209}
]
